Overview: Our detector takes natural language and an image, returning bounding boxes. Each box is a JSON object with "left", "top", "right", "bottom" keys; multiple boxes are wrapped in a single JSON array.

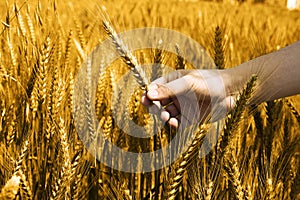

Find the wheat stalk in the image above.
[
  {"left": 151, "top": 48, "right": 164, "bottom": 81},
  {"left": 70, "top": 148, "right": 83, "bottom": 200},
  {"left": 164, "top": 124, "right": 209, "bottom": 200},
  {"left": 219, "top": 75, "right": 258, "bottom": 153},
  {"left": 37, "top": 36, "right": 51, "bottom": 103},
  {"left": 74, "top": 38, "right": 86, "bottom": 61},
  {"left": 18, "top": 169, "right": 32, "bottom": 200},
  {"left": 95, "top": 70, "right": 107, "bottom": 118},
  {"left": 213, "top": 26, "right": 225, "bottom": 70},
  {"left": 223, "top": 155, "right": 245, "bottom": 200},
  {"left": 15, "top": 5, "right": 27, "bottom": 38},
  {"left": 102, "top": 20, "right": 149, "bottom": 90},
  {"left": 7, "top": 36, "right": 17, "bottom": 76},
  {"left": 68, "top": 71, "right": 75, "bottom": 112},
  {"left": 75, "top": 19, "right": 86, "bottom": 52},
  {"left": 59, "top": 118, "right": 71, "bottom": 199},
  {"left": 25, "top": 10, "right": 36, "bottom": 45},
  {"left": 14, "top": 139, "right": 29, "bottom": 175},
  {"left": 6, "top": 102, "right": 16, "bottom": 145},
  {"left": 265, "top": 178, "right": 276, "bottom": 200},
  {"left": 175, "top": 44, "right": 186, "bottom": 70},
  {"left": 64, "top": 30, "right": 73, "bottom": 68},
  {"left": 84, "top": 57, "right": 97, "bottom": 146}
]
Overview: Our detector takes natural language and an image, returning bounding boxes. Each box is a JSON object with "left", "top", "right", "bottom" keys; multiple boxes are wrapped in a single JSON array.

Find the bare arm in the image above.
[{"left": 223, "top": 40, "right": 300, "bottom": 104}]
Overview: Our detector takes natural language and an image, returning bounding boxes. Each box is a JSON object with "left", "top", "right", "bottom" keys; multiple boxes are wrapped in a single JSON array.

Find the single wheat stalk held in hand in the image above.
[{"left": 102, "top": 20, "right": 149, "bottom": 91}]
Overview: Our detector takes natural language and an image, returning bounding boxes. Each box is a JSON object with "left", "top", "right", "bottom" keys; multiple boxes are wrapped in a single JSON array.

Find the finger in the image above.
[
  {"left": 160, "top": 110, "right": 170, "bottom": 122},
  {"left": 141, "top": 83, "right": 163, "bottom": 106},
  {"left": 168, "top": 117, "right": 179, "bottom": 128},
  {"left": 141, "top": 93, "right": 152, "bottom": 106}
]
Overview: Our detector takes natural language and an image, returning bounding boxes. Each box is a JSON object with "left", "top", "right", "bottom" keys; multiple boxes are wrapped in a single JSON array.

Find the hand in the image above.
[{"left": 141, "top": 69, "right": 237, "bottom": 129}]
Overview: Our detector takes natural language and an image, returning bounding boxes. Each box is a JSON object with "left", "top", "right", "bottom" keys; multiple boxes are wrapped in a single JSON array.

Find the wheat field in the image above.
[{"left": 0, "top": 0, "right": 299, "bottom": 199}]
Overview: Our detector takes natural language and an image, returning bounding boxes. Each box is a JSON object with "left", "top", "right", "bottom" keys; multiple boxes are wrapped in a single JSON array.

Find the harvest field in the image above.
[{"left": 0, "top": 0, "right": 300, "bottom": 199}]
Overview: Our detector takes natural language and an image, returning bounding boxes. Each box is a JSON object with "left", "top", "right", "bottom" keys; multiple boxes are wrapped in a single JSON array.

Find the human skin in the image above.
[{"left": 141, "top": 41, "right": 300, "bottom": 128}]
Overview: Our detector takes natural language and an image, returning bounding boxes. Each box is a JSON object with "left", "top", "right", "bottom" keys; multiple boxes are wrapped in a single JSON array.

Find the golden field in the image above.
[{"left": 0, "top": 0, "right": 299, "bottom": 199}]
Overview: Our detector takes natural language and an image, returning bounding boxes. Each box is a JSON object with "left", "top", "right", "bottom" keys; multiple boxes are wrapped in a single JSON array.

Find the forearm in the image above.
[{"left": 224, "top": 41, "right": 300, "bottom": 104}]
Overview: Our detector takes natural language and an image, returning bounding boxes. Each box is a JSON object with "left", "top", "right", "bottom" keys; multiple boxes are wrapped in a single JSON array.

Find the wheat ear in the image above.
[
  {"left": 1, "top": 139, "right": 29, "bottom": 199},
  {"left": 213, "top": 26, "right": 225, "bottom": 70},
  {"left": 285, "top": 99, "right": 300, "bottom": 125},
  {"left": 151, "top": 48, "right": 163, "bottom": 81},
  {"left": 175, "top": 44, "right": 186, "bottom": 70},
  {"left": 223, "top": 156, "right": 245, "bottom": 200},
  {"left": 15, "top": 3, "right": 27, "bottom": 38},
  {"left": 25, "top": 11, "right": 36, "bottom": 45},
  {"left": 70, "top": 148, "right": 83, "bottom": 200},
  {"left": 58, "top": 118, "right": 71, "bottom": 198},
  {"left": 165, "top": 124, "right": 209, "bottom": 200},
  {"left": 64, "top": 30, "right": 73, "bottom": 68},
  {"left": 102, "top": 20, "right": 149, "bottom": 90},
  {"left": 219, "top": 75, "right": 257, "bottom": 153},
  {"left": 19, "top": 169, "right": 32, "bottom": 200},
  {"left": 7, "top": 36, "right": 17, "bottom": 76}
]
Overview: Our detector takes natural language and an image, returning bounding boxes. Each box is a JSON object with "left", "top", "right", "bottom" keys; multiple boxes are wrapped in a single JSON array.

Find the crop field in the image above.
[{"left": 0, "top": 0, "right": 299, "bottom": 199}]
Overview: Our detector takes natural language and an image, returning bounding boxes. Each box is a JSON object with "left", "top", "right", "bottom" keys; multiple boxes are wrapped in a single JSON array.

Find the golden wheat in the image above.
[{"left": 0, "top": 1, "right": 299, "bottom": 199}]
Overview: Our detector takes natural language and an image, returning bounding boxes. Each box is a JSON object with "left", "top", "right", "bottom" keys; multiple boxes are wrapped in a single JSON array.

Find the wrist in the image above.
[{"left": 221, "top": 62, "right": 261, "bottom": 105}]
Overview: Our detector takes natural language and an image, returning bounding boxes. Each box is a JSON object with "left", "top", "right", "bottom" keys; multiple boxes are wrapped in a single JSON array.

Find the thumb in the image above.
[{"left": 147, "top": 76, "right": 190, "bottom": 101}]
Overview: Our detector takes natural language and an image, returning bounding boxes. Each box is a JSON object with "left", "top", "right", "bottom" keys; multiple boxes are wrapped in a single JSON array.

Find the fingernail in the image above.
[
  {"left": 148, "top": 90, "right": 158, "bottom": 98},
  {"left": 160, "top": 111, "right": 170, "bottom": 122}
]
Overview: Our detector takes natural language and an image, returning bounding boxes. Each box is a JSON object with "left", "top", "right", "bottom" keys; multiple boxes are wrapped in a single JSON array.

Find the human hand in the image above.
[{"left": 141, "top": 69, "right": 238, "bottom": 129}]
